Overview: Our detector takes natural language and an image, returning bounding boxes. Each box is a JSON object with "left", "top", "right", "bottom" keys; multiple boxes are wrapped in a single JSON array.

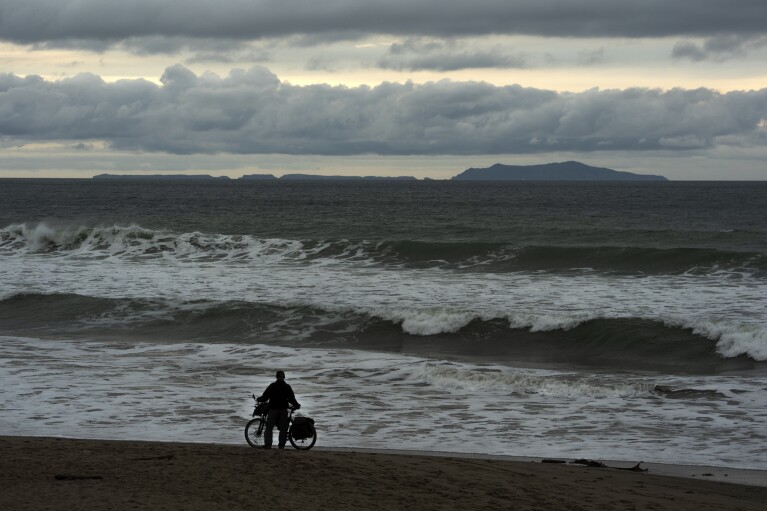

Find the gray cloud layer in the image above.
[
  {"left": 672, "top": 35, "right": 767, "bottom": 61},
  {"left": 378, "top": 39, "right": 528, "bottom": 71},
  {"left": 1, "top": 66, "right": 766, "bottom": 155},
  {"left": 2, "top": 1, "right": 766, "bottom": 46}
]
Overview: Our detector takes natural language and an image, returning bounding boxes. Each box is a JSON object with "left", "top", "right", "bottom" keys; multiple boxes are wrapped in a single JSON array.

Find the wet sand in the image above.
[{"left": 1, "top": 436, "right": 766, "bottom": 511}]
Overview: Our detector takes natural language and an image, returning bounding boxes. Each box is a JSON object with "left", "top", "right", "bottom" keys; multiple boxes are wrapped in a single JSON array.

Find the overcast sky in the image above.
[{"left": 1, "top": 0, "right": 766, "bottom": 179}]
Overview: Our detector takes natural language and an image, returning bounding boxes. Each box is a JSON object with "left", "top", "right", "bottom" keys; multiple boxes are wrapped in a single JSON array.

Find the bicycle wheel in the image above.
[
  {"left": 288, "top": 425, "right": 317, "bottom": 450},
  {"left": 245, "top": 418, "right": 265, "bottom": 448}
]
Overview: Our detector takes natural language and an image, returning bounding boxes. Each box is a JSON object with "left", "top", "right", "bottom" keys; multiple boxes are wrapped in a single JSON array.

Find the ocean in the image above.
[{"left": 1, "top": 179, "right": 765, "bottom": 468}]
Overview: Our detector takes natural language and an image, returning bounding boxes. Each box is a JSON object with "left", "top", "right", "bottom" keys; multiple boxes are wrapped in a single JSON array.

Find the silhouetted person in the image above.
[{"left": 256, "top": 370, "right": 300, "bottom": 449}]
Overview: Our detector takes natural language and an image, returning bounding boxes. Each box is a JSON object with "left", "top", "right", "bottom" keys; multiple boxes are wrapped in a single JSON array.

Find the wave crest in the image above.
[
  {"left": 0, "top": 223, "right": 315, "bottom": 262},
  {"left": 2, "top": 222, "right": 765, "bottom": 276},
  {"left": 1, "top": 293, "right": 764, "bottom": 370}
]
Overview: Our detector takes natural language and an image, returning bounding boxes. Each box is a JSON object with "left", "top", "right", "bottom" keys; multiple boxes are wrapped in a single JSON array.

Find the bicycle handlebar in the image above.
[{"left": 250, "top": 394, "right": 299, "bottom": 413}]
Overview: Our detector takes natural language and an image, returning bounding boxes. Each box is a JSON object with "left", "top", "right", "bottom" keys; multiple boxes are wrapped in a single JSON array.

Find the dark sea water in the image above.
[{"left": 1, "top": 179, "right": 766, "bottom": 467}]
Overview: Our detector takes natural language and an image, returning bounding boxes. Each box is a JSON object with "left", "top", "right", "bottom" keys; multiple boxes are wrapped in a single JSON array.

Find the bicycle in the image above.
[{"left": 245, "top": 394, "right": 317, "bottom": 450}]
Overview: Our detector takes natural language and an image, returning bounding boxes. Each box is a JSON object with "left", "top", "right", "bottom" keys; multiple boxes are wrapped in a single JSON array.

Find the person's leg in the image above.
[
  {"left": 277, "top": 410, "right": 290, "bottom": 448},
  {"left": 264, "top": 410, "right": 279, "bottom": 448}
]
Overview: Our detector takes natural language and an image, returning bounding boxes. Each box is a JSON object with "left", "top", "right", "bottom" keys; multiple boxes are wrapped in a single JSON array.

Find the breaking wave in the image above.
[
  {"left": 1, "top": 293, "right": 764, "bottom": 371},
  {"left": 2, "top": 222, "right": 765, "bottom": 276}
]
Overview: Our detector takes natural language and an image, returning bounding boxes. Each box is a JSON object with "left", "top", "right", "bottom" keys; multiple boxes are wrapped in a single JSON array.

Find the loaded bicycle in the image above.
[{"left": 245, "top": 394, "right": 317, "bottom": 450}]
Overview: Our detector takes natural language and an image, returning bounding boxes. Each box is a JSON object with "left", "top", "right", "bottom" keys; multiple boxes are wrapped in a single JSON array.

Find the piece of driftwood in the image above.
[
  {"left": 565, "top": 459, "right": 648, "bottom": 473},
  {"left": 614, "top": 462, "right": 648, "bottom": 473},
  {"left": 54, "top": 474, "right": 103, "bottom": 480},
  {"left": 130, "top": 454, "right": 175, "bottom": 461},
  {"left": 571, "top": 458, "right": 608, "bottom": 468}
]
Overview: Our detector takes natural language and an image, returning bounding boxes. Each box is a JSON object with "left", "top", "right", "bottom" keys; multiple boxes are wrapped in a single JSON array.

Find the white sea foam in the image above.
[
  {"left": 3, "top": 232, "right": 767, "bottom": 360},
  {"left": 655, "top": 318, "right": 767, "bottom": 362},
  {"left": 506, "top": 311, "right": 596, "bottom": 332},
  {"left": 397, "top": 308, "right": 479, "bottom": 336},
  {"left": 420, "top": 364, "right": 658, "bottom": 398},
  {"left": 693, "top": 320, "right": 767, "bottom": 361},
  {"left": 0, "top": 223, "right": 331, "bottom": 263},
  {"left": 1, "top": 336, "right": 765, "bottom": 469}
]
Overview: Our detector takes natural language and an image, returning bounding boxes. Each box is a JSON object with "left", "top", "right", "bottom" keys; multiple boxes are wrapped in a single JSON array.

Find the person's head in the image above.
[{"left": 276, "top": 370, "right": 285, "bottom": 380}]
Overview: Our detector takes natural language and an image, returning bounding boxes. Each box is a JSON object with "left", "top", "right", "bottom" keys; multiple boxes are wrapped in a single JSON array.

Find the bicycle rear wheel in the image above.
[
  {"left": 288, "top": 426, "right": 317, "bottom": 450},
  {"left": 245, "top": 418, "right": 265, "bottom": 448}
]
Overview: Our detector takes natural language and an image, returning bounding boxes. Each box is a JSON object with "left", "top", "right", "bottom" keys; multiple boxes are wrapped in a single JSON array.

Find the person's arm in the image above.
[
  {"left": 256, "top": 383, "right": 272, "bottom": 403},
  {"left": 288, "top": 386, "right": 300, "bottom": 409}
]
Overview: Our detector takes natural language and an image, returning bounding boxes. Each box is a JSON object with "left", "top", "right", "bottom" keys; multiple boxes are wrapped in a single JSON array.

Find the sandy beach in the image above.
[{"left": 1, "top": 436, "right": 766, "bottom": 511}]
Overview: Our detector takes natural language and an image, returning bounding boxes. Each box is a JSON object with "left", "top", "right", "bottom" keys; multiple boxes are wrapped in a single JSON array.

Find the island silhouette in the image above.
[
  {"left": 451, "top": 161, "right": 667, "bottom": 181},
  {"left": 93, "top": 161, "right": 667, "bottom": 181}
]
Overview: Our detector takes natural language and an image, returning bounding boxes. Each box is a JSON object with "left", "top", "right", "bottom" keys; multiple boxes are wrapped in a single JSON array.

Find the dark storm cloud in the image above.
[
  {"left": 1, "top": 1, "right": 766, "bottom": 48},
  {"left": 1, "top": 66, "right": 766, "bottom": 155}
]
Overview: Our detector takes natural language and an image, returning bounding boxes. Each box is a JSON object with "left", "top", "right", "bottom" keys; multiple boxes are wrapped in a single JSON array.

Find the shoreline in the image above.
[
  {"left": 2, "top": 436, "right": 766, "bottom": 511},
  {"left": 319, "top": 447, "right": 767, "bottom": 488}
]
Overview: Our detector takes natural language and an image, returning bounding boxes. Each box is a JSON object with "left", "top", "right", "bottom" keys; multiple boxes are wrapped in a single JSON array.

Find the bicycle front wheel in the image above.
[
  {"left": 288, "top": 426, "right": 317, "bottom": 450},
  {"left": 245, "top": 418, "right": 265, "bottom": 448}
]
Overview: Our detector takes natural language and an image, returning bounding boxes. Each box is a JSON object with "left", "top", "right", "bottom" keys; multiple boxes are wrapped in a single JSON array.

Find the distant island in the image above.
[
  {"left": 239, "top": 174, "right": 276, "bottom": 180},
  {"left": 93, "top": 174, "right": 231, "bottom": 181},
  {"left": 94, "top": 173, "right": 416, "bottom": 181},
  {"left": 452, "top": 161, "right": 667, "bottom": 181},
  {"left": 93, "top": 162, "right": 668, "bottom": 181},
  {"left": 279, "top": 174, "right": 417, "bottom": 181},
  {"left": 243, "top": 173, "right": 417, "bottom": 181}
]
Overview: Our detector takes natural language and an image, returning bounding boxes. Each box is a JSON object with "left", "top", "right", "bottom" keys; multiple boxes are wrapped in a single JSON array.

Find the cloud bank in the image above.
[
  {"left": 377, "top": 39, "right": 527, "bottom": 71},
  {"left": 2, "top": 0, "right": 766, "bottom": 48},
  {"left": 1, "top": 66, "right": 766, "bottom": 155},
  {"left": 672, "top": 35, "right": 767, "bottom": 61}
]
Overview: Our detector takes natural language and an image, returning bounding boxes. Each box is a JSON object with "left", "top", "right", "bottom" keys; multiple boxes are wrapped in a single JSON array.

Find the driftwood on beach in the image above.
[{"left": 542, "top": 458, "right": 648, "bottom": 472}]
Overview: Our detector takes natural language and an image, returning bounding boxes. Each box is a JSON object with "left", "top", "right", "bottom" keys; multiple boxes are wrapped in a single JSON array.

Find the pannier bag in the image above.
[{"left": 290, "top": 417, "right": 315, "bottom": 440}]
